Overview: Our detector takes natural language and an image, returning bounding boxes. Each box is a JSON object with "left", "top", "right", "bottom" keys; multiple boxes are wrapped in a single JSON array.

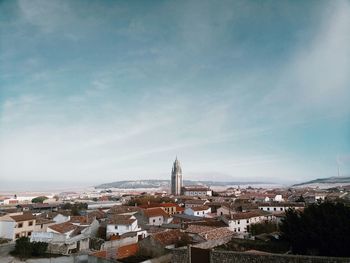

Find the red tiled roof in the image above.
[
  {"left": 143, "top": 208, "right": 169, "bottom": 218},
  {"left": 48, "top": 222, "right": 77, "bottom": 234},
  {"left": 227, "top": 210, "right": 270, "bottom": 220},
  {"left": 108, "top": 215, "right": 136, "bottom": 225},
  {"left": 10, "top": 213, "right": 36, "bottom": 222},
  {"left": 108, "top": 206, "right": 140, "bottom": 215},
  {"left": 139, "top": 203, "right": 178, "bottom": 209},
  {"left": 152, "top": 230, "right": 186, "bottom": 246},
  {"left": 91, "top": 244, "right": 139, "bottom": 260},
  {"left": 70, "top": 216, "right": 94, "bottom": 225},
  {"left": 190, "top": 205, "right": 210, "bottom": 212}
]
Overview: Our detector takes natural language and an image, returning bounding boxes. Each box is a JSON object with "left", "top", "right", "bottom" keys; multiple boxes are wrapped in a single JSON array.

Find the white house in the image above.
[
  {"left": 258, "top": 202, "right": 304, "bottom": 213},
  {"left": 221, "top": 210, "right": 274, "bottom": 234},
  {"left": 143, "top": 208, "right": 173, "bottom": 226},
  {"left": 106, "top": 215, "right": 141, "bottom": 238},
  {"left": 33, "top": 220, "right": 98, "bottom": 255},
  {"left": 0, "top": 213, "right": 36, "bottom": 240},
  {"left": 184, "top": 206, "right": 211, "bottom": 217}
]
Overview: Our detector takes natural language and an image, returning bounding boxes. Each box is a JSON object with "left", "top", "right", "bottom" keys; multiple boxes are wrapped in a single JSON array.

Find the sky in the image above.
[{"left": 1, "top": 0, "right": 350, "bottom": 189}]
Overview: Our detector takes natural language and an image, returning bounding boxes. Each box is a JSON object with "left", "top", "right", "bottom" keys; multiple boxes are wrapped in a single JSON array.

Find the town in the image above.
[{"left": 1, "top": 158, "right": 350, "bottom": 263}]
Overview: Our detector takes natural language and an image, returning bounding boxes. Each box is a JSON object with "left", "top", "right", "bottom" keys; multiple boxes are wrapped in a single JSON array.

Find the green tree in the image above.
[
  {"left": 14, "top": 237, "right": 32, "bottom": 260},
  {"left": 31, "top": 196, "right": 48, "bottom": 203},
  {"left": 31, "top": 242, "right": 48, "bottom": 256},
  {"left": 250, "top": 221, "right": 278, "bottom": 236},
  {"left": 280, "top": 202, "right": 350, "bottom": 257}
]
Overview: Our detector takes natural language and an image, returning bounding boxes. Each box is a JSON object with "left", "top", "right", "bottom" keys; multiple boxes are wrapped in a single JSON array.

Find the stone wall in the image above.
[
  {"left": 170, "top": 247, "right": 350, "bottom": 263},
  {"left": 171, "top": 247, "right": 188, "bottom": 263},
  {"left": 211, "top": 250, "right": 350, "bottom": 263}
]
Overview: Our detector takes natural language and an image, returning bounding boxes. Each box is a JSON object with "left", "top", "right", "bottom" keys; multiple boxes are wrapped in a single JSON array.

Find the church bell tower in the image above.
[{"left": 171, "top": 157, "right": 183, "bottom": 195}]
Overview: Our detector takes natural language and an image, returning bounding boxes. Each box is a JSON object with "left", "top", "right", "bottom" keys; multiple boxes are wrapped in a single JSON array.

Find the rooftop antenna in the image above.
[{"left": 337, "top": 156, "right": 341, "bottom": 177}]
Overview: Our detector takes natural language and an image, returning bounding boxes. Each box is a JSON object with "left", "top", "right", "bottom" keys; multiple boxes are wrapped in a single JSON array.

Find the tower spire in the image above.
[{"left": 171, "top": 157, "right": 183, "bottom": 195}]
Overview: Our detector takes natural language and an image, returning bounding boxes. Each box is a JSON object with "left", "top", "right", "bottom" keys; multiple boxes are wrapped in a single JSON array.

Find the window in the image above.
[
  {"left": 274, "top": 208, "right": 276, "bottom": 211},
  {"left": 238, "top": 227, "right": 240, "bottom": 232},
  {"left": 280, "top": 208, "right": 284, "bottom": 211},
  {"left": 234, "top": 228, "right": 236, "bottom": 232},
  {"left": 267, "top": 208, "right": 270, "bottom": 211},
  {"left": 153, "top": 219, "right": 155, "bottom": 223},
  {"left": 159, "top": 218, "right": 161, "bottom": 221},
  {"left": 246, "top": 220, "right": 249, "bottom": 223},
  {"left": 220, "top": 212, "right": 223, "bottom": 215},
  {"left": 197, "top": 212, "right": 199, "bottom": 215},
  {"left": 29, "top": 221, "right": 33, "bottom": 226},
  {"left": 41, "top": 224, "right": 43, "bottom": 229},
  {"left": 27, "top": 231, "right": 32, "bottom": 236},
  {"left": 114, "top": 226, "right": 118, "bottom": 229},
  {"left": 237, "top": 220, "right": 240, "bottom": 224},
  {"left": 18, "top": 223, "right": 23, "bottom": 228},
  {"left": 15, "top": 234, "right": 20, "bottom": 239}
]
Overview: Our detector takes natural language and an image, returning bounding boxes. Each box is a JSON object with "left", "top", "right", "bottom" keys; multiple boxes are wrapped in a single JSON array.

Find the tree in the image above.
[
  {"left": 280, "top": 202, "right": 350, "bottom": 257},
  {"left": 31, "top": 196, "right": 48, "bottom": 203},
  {"left": 14, "top": 237, "right": 32, "bottom": 260},
  {"left": 13, "top": 237, "right": 48, "bottom": 259},
  {"left": 31, "top": 242, "right": 48, "bottom": 256},
  {"left": 250, "top": 221, "right": 278, "bottom": 236}
]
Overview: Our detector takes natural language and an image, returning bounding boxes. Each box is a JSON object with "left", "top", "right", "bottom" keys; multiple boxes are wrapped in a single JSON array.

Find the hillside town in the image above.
[{"left": 1, "top": 158, "right": 350, "bottom": 263}]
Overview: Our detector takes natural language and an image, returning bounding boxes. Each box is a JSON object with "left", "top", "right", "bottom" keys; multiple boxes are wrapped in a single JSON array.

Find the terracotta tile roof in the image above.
[
  {"left": 227, "top": 210, "right": 270, "bottom": 220},
  {"left": 177, "top": 206, "right": 185, "bottom": 212},
  {"left": 91, "top": 243, "right": 139, "bottom": 260},
  {"left": 108, "top": 205, "right": 140, "bottom": 215},
  {"left": 88, "top": 210, "right": 106, "bottom": 220},
  {"left": 70, "top": 216, "right": 94, "bottom": 225},
  {"left": 152, "top": 230, "right": 186, "bottom": 246},
  {"left": 143, "top": 208, "right": 169, "bottom": 218},
  {"left": 10, "top": 213, "right": 36, "bottom": 222},
  {"left": 185, "top": 225, "right": 216, "bottom": 234},
  {"left": 48, "top": 222, "right": 77, "bottom": 234},
  {"left": 198, "top": 227, "right": 235, "bottom": 241},
  {"left": 139, "top": 203, "right": 178, "bottom": 209},
  {"left": 190, "top": 205, "right": 210, "bottom": 212},
  {"left": 108, "top": 215, "right": 136, "bottom": 225},
  {"left": 35, "top": 218, "right": 55, "bottom": 225}
]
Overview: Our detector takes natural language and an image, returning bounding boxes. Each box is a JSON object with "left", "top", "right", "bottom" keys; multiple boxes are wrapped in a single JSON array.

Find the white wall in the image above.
[
  {"left": 106, "top": 220, "right": 140, "bottom": 238},
  {"left": 148, "top": 216, "right": 164, "bottom": 226},
  {"left": 184, "top": 208, "right": 211, "bottom": 217},
  {"left": 0, "top": 221, "right": 15, "bottom": 240}
]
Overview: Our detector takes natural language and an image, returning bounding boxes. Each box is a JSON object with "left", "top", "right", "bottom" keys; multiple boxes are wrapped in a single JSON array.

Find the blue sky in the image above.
[{"left": 1, "top": 0, "right": 350, "bottom": 188}]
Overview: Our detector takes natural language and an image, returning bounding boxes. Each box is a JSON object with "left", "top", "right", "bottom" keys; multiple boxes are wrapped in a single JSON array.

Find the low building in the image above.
[
  {"left": 106, "top": 215, "right": 141, "bottom": 239},
  {"left": 182, "top": 186, "right": 212, "bottom": 197},
  {"left": 143, "top": 208, "right": 173, "bottom": 226},
  {"left": 258, "top": 202, "right": 305, "bottom": 213},
  {"left": 0, "top": 212, "right": 36, "bottom": 240},
  {"left": 184, "top": 199, "right": 209, "bottom": 208},
  {"left": 184, "top": 206, "right": 211, "bottom": 217},
  {"left": 221, "top": 210, "right": 274, "bottom": 234},
  {"left": 32, "top": 220, "right": 98, "bottom": 255}
]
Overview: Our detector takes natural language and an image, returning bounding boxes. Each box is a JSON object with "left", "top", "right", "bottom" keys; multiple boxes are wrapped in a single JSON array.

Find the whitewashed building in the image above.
[
  {"left": 184, "top": 206, "right": 211, "bottom": 217},
  {"left": 106, "top": 215, "right": 141, "bottom": 238},
  {"left": 258, "top": 202, "right": 305, "bottom": 213},
  {"left": 221, "top": 210, "right": 274, "bottom": 234}
]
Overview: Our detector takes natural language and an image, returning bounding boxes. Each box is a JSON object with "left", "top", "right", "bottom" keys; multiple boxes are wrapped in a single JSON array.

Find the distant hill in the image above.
[
  {"left": 95, "top": 179, "right": 270, "bottom": 189},
  {"left": 293, "top": 176, "right": 350, "bottom": 187}
]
